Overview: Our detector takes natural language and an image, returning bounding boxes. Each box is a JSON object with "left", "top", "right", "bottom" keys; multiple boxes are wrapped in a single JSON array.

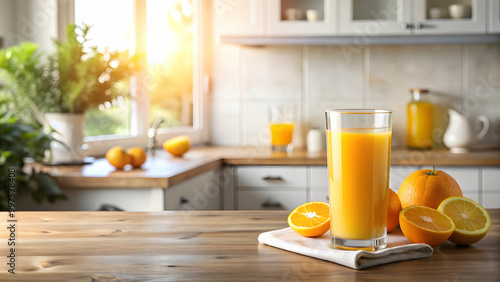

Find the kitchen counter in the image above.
[
  {"left": 30, "top": 146, "right": 500, "bottom": 189},
  {"left": 1, "top": 210, "right": 498, "bottom": 280}
]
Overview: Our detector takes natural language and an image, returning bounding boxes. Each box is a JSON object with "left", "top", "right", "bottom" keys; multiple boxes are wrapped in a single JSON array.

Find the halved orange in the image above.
[
  {"left": 399, "top": 205, "right": 455, "bottom": 247},
  {"left": 288, "top": 202, "right": 330, "bottom": 237},
  {"left": 437, "top": 197, "right": 491, "bottom": 245}
]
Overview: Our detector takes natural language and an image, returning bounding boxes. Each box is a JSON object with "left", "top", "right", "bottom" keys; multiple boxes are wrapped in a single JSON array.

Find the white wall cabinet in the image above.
[
  {"left": 340, "top": 0, "right": 487, "bottom": 36},
  {"left": 217, "top": 0, "right": 495, "bottom": 38},
  {"left": 267, "top": 0, "right": 337, "bottom": 36},
  {"left": 339, "top": 0, "right": 413, "bottom": 36},
  {"left": 490, "top": 0, "right": 500, "bottom": 32},
  {"left": 414, "top": 0, "right": 487, "bottom": 35},
  {"left": 214, "top": 0, "right": 265, "bottom": 36}
]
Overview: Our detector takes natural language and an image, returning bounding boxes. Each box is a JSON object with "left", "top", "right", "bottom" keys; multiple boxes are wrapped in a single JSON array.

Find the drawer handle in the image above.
[
  {"left": 261, "top": 200, "right": 283, "bottom": 209},
  {"left": 180, "top": 196, "right": 189, "bottom": 205},
  {"left": 261, "top": 176, "right": 283, "bottom": 181}
]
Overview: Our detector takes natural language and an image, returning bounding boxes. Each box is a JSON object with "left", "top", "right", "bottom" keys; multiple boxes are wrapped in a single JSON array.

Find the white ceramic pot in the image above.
[
  {"left": 45, "top": 113, "right": 87, "bottom": 164},
  {"left": 307, "top": 128, "right": 324, "bottom": 153},
  {"left": 443, "top": 109, "right": 490, "bottom": 154}
]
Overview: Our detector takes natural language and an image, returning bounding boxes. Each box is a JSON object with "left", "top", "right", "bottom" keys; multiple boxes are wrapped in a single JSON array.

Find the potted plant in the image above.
[
  {"left": 0, "top": 23, "right": 140, "bottom": 164},
  {"left": 0, "top": 100, "right": 66, "bottom": 210}
]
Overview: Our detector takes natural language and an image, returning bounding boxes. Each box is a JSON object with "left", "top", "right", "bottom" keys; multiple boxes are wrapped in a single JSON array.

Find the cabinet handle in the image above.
[
  {"left": 261, "top": 200, "right": 283, "bottom": 209},
  {"left": 180, "top": 196, "right": 189, "bottom": 205},
  {"left": 414, "top": 22, "right": 422, "bottom": 29},
  {"left": 402, "top": 23, "right": 412, "bottom": 30},
  {"left": 261, "top": 176, "right": 283, "bottom": 181}
]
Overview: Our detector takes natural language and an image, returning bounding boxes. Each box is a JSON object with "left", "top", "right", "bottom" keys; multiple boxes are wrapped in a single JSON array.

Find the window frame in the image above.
[{"left": 60, "top": 0, "right": 209, "bottom": 157}]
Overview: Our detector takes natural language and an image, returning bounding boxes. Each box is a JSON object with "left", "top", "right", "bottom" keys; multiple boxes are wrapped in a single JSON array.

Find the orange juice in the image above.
[
  {"left": 327, "top": 129, "right": 391, "bottom": 240},
  {"left": 407, "top": 101, "right": 434, "bottom": 149},
  {"left": 270, "top": 123, "right": 295, "bottom": 146}
]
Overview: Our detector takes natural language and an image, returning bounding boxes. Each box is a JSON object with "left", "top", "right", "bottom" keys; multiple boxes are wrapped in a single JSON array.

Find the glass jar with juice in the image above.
[{"left": 407, "top": 88, "right": 434, "bottom": 149}]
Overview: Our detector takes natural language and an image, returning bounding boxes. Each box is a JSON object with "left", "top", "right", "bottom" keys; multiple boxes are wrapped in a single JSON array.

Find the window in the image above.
[{"left": 69, "top": 0, "right": 206, "bottom": 155}]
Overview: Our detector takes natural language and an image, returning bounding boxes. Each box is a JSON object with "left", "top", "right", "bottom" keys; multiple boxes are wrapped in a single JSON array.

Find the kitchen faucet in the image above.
[{"left": 148, "top": 117, "right": 164, "bottom": 156}]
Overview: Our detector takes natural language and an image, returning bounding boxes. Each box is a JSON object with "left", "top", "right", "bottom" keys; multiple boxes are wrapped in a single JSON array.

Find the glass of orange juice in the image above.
[
  {"left": 325, "top": 109, "right": 392, "bottom": 251},
  {"left": 268, "top": 105, "right": 296, "bottom": 153}
]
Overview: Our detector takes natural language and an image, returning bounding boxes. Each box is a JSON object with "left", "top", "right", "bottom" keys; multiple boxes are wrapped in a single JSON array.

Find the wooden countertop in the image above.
[
  {"left": 31, "top": 146, "right": 500, "bottom": 189},
  {"left": 1, "top": 210, "right": 498, "bottom": 280}
]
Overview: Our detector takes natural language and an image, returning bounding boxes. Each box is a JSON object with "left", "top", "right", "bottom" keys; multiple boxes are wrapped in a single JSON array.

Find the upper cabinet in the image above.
[
  {"left": 267, "top": 0, "right": 337, "bottom": 36},
  {"left": 215, "top": 0, "right": 498, "bottom": 39},
  {"left": 414, "top": 0, "right": 486, "bottom": 35},
  {"left": 213, "top": 0, "right": 265, "bottom": 36},
  {"left": 339, "top": 0, "right": 413, "bottom": 36},
  {"left": 340, "top": 0, "right": 487, "bottom": 36},
  {"left": 490, "top": 0, "right": 500, "bottom": 33}
]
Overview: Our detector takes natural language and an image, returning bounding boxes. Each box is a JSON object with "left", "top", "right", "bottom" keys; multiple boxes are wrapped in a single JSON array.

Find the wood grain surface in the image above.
[
  {"left": 28, "top": 147, "right": 500, "bottom": 189},
  {"left": 0, "top": 210, "right": 498, "bottom": 281}
]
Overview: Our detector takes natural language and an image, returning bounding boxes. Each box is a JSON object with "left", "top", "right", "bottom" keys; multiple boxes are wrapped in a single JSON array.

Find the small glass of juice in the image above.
[
  {"left": 325, "top": 109, "right": 392, "bottom": 251},
  {"left": 268, "top": 105, "right": 296, "bottom": 153}
]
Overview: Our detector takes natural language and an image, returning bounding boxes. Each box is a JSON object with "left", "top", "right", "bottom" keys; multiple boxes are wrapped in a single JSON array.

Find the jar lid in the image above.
[{"left": 409, "top": 88, "right": 430, "bottom": 94}]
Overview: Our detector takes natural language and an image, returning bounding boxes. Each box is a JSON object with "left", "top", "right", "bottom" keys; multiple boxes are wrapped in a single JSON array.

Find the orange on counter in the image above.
[
  {"left": 126, "top": 147, "right": 147, "bottom": 168},
  {"left": 398, "top": 166, "right": 463, "bottom": 209},
  {"left": 399, "top": 205, "right": 455, "bottom": 247},
  {"left": 105, "top": 146, "right": 131, "bottom": 169},
  {"left": 387, "top": 189, "right": 402, "bottom": 233},
  {"left": 163, "top": 135, "right": 191, "bottom": 157},
  {"left": 288, "top": 202, "right": 330, "bottom": 237},
  {"left": 438, "top": 197, "right": 491, "bottom": 245}
]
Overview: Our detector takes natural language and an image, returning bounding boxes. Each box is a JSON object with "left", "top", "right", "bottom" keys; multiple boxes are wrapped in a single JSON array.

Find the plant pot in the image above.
[{"left": 45, "top": 113, "right": 88, "bottom": 164}]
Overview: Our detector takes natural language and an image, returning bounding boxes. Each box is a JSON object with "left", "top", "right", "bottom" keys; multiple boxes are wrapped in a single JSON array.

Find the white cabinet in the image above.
[
  {"left": 164, "top": 169, "right": 221, "bottom": 211},
  {"left": 336, "top": 0, "right": 488, "bottom": 36},
  {"left": 17, "top": 188, "right": 164, "bottom": 212},
  {"left": 414, "top": 0, "right": 487, "bottom": 35},
  {"left": 236, "top": 166, "right": 307, "bottom": 210},
  {"left": 440, "top": 167, "right": 480, "bottom": 203},
  {"left": 490, "top": 0, "right": 500, "bottom": 32},
  {"left": 214, "top": 0, "right": 265, "bottom": 36},
  {"left": 339, "top": 0, "right": 413, "bottom": 35},
  {"left": 308, "top": 165, "right": 420, "bottom": 204},
  {"left": 482, "top": 168, "right": 500, "bottom": 209},
  {"left": 267, "top": 0, "right": 337, "bottom": 36}
]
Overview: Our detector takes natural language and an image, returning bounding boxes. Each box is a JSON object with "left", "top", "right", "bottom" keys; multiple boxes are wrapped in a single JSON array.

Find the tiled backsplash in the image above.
[{"left": 211, "top": 43, "right": 500, "bottom": 148}]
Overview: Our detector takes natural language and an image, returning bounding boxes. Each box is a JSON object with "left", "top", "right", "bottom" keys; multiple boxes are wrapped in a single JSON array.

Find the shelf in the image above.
[{"left": 220, "top": 34, "right": 500, "bottom": 46}]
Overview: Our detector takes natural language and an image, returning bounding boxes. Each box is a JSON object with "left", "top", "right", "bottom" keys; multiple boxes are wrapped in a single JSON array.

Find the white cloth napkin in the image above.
[{"left": 258, "top": 228, "right": 433, "bottom": 269}]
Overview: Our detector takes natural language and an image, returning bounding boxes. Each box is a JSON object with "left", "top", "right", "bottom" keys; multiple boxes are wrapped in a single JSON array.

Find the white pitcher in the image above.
[{"left": 443, "top": 109, "right": 490, "bottom": 154}]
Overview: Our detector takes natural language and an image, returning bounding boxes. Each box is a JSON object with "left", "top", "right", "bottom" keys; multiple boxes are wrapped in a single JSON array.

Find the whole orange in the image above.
[
  {"left": 105, "top": 146, "right": 131, "bottom": 169},
  {"left": 398, "top": 167, "right": 463, "bottom": 209},
  {"left": 126, "top": 147, "right": 147, "bottom": 168},
  {"left": 163, "top": 136, "right": 191, "bottom": 157},
  {"left": 387, "top": 189, "right": 402, "bottom": 232}
]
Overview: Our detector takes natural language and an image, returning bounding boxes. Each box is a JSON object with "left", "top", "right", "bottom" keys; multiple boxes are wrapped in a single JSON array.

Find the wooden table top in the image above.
[
  {"left": 30, "top": 146, "right": 500, "bottom": 189},
  {"left": 1, "top": 210, "right": 498, "bottom": 281}
]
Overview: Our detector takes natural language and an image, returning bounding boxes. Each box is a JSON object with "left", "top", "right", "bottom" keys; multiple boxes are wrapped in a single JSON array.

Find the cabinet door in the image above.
[
  {"left": 439, "top": 167, "right": 480, "bottom": 204},
  {"left": 482, "top": 168, "right": 500, "bottom": 208},
  {"left": 17, "top": 188, "right": 164, "bottom": 212},
  {"left": 489, "top": 0, "right": 500, "bottom": 32},
  {"left": 267, "top": 0, "right": 337, "bottom": 36},
  {"left": 414, "top": 0, "right": 487, "bottom": 35},
  {"left": 238, "top": 189, "right": 306, "bottom": 210},
  {"left": 339, "top": 0, "right": 412, "bottom": 35},
  {"left": 214, "top": 0, "right": 265, "bottom": 36},
  {"left": 164, "top": 170, "right": 221, "bottom": 211}
]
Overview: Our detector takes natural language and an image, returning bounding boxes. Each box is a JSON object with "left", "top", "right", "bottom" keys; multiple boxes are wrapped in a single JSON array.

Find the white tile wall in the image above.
[
  {"left": 368, "top": 45, "right": 462, "bottom": 102},
  {"left": 210, "top": 41, "right": 500, "bottom": 147}
]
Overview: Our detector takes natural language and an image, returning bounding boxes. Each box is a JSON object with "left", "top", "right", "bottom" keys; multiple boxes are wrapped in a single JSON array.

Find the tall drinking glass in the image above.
[
  {"left": 325, "top": 109, "right": 392, "bottom": 251},
  {"left": 268, "top": 105, "right": 296, "bottom": 153}
]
